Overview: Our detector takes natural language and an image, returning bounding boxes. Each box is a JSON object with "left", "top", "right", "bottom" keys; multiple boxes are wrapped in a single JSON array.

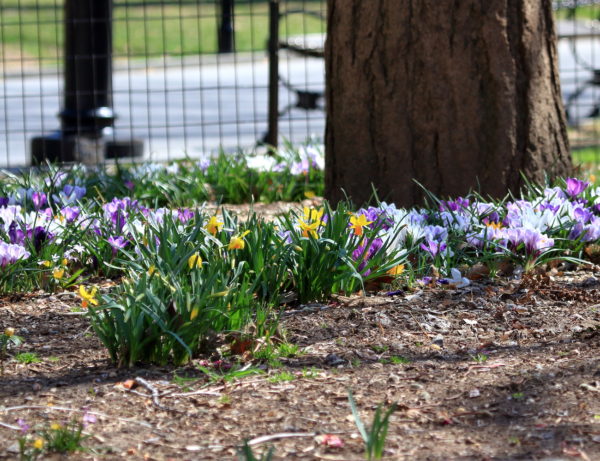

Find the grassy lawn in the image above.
[
  {"left": 0, "top": 0, "right": 326, "bottom": 62},
  {"left": 555, "top": 5, "right": 600, "bottom": 20}
]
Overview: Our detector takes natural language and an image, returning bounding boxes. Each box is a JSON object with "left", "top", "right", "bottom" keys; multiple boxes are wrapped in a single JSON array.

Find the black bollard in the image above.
[
  {"left": 265, "top": 0, "right": 279, "bottom": 148},
  {"left": 217, "top": 0, "right": 235, "bottom": 53},
  {"left": 31, "top": 0, "right": 143, "bottom": 165}
]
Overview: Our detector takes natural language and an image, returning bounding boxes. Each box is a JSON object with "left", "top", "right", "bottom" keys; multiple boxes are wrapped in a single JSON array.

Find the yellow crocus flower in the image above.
[{"left": 32, "top": 438, "right": 44, "bottom": 450}]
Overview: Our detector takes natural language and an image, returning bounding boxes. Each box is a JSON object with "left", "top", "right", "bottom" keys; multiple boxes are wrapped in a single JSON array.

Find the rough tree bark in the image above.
[{"left": 325, "top": 0, "right": 572, "bottom": 207}]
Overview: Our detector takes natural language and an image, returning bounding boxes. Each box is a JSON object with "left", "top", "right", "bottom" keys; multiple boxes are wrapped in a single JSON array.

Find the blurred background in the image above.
[{"left": 0, "top": 0, "right": 598, "bottom": 173}]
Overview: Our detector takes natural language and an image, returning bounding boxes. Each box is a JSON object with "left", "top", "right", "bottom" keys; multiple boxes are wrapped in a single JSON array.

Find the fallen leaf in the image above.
[
  {"left": 121, "top": 379, "right": 137, "bottom": 390},
  {"left": 468, "top": 389, "right": 481, "bottom": 398},
  {"left": 316, "top": 434, "right": 344, "bottom": 448}
]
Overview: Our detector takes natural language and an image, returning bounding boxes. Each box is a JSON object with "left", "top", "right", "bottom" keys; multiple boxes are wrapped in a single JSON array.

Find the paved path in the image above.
[
  {"left": 0, "top": 31, "right": 598, "bottom": 167},
  {"left": 0, "top": 54, "right": 325, "bottom": 167}
]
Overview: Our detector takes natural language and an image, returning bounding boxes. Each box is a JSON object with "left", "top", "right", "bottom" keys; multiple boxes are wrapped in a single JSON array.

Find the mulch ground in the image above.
[{"left": 1, "top": 265, "right": 600, "bottom": 460}]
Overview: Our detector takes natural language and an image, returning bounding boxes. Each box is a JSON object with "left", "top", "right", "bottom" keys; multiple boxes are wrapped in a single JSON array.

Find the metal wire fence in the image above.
[{"left": 0, "top": 0, "right": 598, "bottom": 169}]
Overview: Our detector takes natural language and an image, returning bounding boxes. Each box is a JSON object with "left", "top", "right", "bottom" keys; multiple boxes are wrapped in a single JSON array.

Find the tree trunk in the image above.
[{"left": 325, "top": 0, "right": 572, "bottom": 207}]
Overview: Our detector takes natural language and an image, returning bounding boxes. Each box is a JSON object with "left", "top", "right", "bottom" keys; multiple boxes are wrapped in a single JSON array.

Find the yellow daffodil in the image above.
[
  {"left": 188, "top": 252, "right": 203, "bottom": 269},
  {"left": 147, "top": 265, "right": 156, "bottom": 276},
  {"left": 298, "top": 219, "right": 320, "bottom": 238},
  {"left": 4, "top": 327, "right": 14, "bottom": 337},
  {"left": 349, "top": 214, "right": 373, "bottom": 236},
  {"left": 205, "top": 216, "right": 224, "bottom": 236},
  {"left": 78, "top": 285, "right": 99, "bottom": 308},
  {"left": 61, "top": 258, "right": 68, "bottom": 266},
  {"left": 303, "top": 206, "right": 324, "bottom": 223},
  {"left": 190, "top": 306, "right": 199, "bottom": 321},
  {"left": 304, "top": 190, "right": 316, "bottom": 199},
  {"left": 228, "top": 230, "right": 250, "bottom": 250},
  {"left": 41, "top": 260, "right": 51, "bottom": 268},
  {"left": 52, "top": 268, "right": 65, "bottom": 280},
  {"left": 387, "top": 264, "right": 405, "bottom": 277},
  {"left": 32, "top": 438, "right": 44, "bottom": 450}
]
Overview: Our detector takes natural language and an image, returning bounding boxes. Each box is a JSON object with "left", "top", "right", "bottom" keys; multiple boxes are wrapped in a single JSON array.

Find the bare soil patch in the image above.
[{"left": 1, "top": 202, "right": 600, "bottom": 460}]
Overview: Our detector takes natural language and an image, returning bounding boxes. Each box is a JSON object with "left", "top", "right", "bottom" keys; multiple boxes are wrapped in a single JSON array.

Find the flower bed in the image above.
[{"left": 0, "top": 150, "right": 599, "bottom": 368}]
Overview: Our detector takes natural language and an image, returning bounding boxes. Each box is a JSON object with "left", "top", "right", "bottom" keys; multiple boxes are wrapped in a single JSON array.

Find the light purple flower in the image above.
[
  {"left": 17, "top": 418, "right": 30, "bottom": 434},
  {"left": 352, "top": 237, "right": 384, "bottom": 275},
  {"left": 0, "top": 242, "right": 30, "bottom": 266},
  {"left": 573, "top": 206, "right": 593, "bottom": 224},
  {"left": 356, "top": 207, "right": 393, "bottom": 230},
  {"left": 82, "top": 411, "right": 97, "bottom": 427},
  {"left": 197, "top": 159, "right": 211, "bottom": 173},
  {"left": 424, "top": 225, "right": 448, "bottom": 243},
  {"left": 61, "top": 206, "right": 80, "bottom": 223},
  {"left": 107, "top": 236, "right": 128, "bottom": 255},
  {"left": 506, "top": 228, "right": 554, "bottom": 255},
  {"left": 565, "top": 178, "right": 589, "bottom": 198},
  {"left": 420, "top": 239, "right": 447, "bottom": 258},
  {"left": 32, "top": 191, "right": 47, "bottom": 210},
  {"left": 177, "top": 208, "right": 194, "bottom": 224}
]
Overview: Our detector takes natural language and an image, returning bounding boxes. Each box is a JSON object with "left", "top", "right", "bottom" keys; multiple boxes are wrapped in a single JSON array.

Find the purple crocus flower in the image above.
[
  {"left": 0, "top": 197, "right": 9, "bottom": 207},
  {"left": 278, "top": 230, "right": 293, "bottom": 244},
  {"left": 82, "top": 411, "right": 97, "bottom": 427},
  {"left": 108, "top": 235, "right": 128, "bottom": 255},
  {"left": 420, "top": 239, "right": 447, "bottom": 258},
  {"left": 61, "top": 206, "right": 80, "bottom": 223},
  {"left": 17, "top": 418, "right": 30, "bottom": 434},
  {"left": 569, "top": 222, "right": 584, "bottom": 240},
  {"left": 177, "top": 208, "right": 194, "bottom": 224},
  {"left": 565, "top": 178, "right": 589, "bottom": 198},
  {"left": 424, "top": 225, "right": 448, "bottom": 243},
  {"left": 30, "top": 226, "right": 52, "bottom": 252},
  {"left": 31, "top": 191, "right": 47, "bottom": 210},
  {"left": 574, "top": 206, "right": 593, "bottom": 224},
  {"left": 352, "top": 237, "right": 384, "bottom": 275},
  {"left": 0, "top": 242, "right": 30, "bottom": 266},
  {"left": 197, "top": 158, "right": 211, "bottom": 173},
  {"left": 8, "top": 221, "right": 25, "bottom": 245},
  {"left": 356, "top": 207, "right": 393, "bottom": 230},
  {"left": 506, "top": 228, "right": 554, "bottom": 255}
]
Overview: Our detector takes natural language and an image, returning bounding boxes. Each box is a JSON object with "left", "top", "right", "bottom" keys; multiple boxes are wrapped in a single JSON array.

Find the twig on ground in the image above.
[
  {"left": 166, "top": 388, "right": 223, "bottom": 398},
  {"left": 248, "top": 432, "right": 317, "bottom": 446},
  {"left": 134, "top": 377, "right": 181, "bottom": 413},
  {"left": 0, "top": 421, "right": 21, "bottom": 431}
]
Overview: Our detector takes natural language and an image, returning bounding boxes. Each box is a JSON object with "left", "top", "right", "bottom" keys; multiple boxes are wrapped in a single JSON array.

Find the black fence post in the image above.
[
  {"left": 217, "top": 0, "right": 235, "bottom": 53},
  {"left": 31, "top": 0, "right": 142, "bottom": 165},
  {"left": 265, "top": 0, "right": 280, "bottom": 148}
]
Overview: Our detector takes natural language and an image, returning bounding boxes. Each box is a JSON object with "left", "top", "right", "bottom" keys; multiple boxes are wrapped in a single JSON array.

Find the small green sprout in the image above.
[
  {"left": 471, "top": 353, "right": 488, "bottom": 363},
  {"left": 268, "top": 371, "right": 295, "bottom": 383},
  {"left": 348, "top": 389, "right": 397, "bottom": 460},
  {"left": 15, "top": 352, "right": 41, "bottom": 364},
  {"left": 237, "top": 440, "right": 274, "bottom": 461}
]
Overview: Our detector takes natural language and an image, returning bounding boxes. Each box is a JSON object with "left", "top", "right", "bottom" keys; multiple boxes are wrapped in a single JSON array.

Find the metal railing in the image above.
[{"left": 0, "top": 0, "right": 598, "bottom": 169}]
